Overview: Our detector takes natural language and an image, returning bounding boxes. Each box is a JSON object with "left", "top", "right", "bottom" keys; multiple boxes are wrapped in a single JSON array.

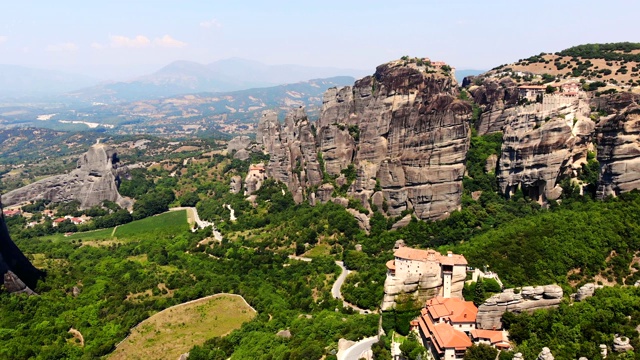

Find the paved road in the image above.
[
  {"left": 332, "top": 261, "right": 349, "bottom": 299},
  {"left": 333, "top": 261, "right": 372, "bottom": 314},
  {"left": 338, "top": 336, "right": 378, "bottom": 360}
]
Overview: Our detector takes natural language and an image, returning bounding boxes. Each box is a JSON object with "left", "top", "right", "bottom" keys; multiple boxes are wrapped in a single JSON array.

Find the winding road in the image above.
[
  {"left": 338, "top": 336, "right": 378, "bottom": 360},
  {"left": 169, "top": 207, "right": 222, "bottom": 241}
]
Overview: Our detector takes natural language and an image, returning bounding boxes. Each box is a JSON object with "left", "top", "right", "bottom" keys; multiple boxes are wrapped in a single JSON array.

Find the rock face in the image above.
[
  {"left": 257, "top": 59, "right": 471, "bottom": 221},
  {"left": 476, "top": 285, "right": 563, "bottom": 330},
  {"left": 468, "top": 77, "right": 520, "bottom": 136},
  {"left": 254, "top": 109, "right": 322, "bottom": 203},
  {"left": 0, "top": 201, "right": 43, "bottom": 293},
  {"left": 229, "top": 176, "right": 242, "bottom": 194},
  {"left": 596, "top": 93, "right": 640, "bottom": 199},
  {"left": 2, "top": 144, "right": 130, "bottom": 209},
  {"left": 497, "top": 97, "right": 594, "bottom": 202}
]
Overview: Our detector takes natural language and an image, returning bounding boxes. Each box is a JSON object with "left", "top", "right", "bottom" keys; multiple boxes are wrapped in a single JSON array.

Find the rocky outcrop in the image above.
[
  {"left": 227, "top": 135, "right": 252, "bottom": 153},
  {"left": 498, "top": 97, "right": 595, "bottom": 202},
  {"left": 253, "top": 109, "right": 322, "bottom": 203},
  {"left": 538, "top": 347, "right": 555, "bottom": 360},
  {"left": 573, "top": 283, "right": 603, "bottom": 301},
  {"left": 596, "top": 93, "right": 640, "bottom": 199},
  {"left": 229, "top": 176, "right": 242, "bottom": 194},
  {"left": 0, "top": 201, "right": 43, "bottom": 293},
  {"left": 614, "top": 336, "right": 634, "bottom": 353},
  {"left": 2, "top": 144, "right": 131, "bottom": 209},
  {"left": 476, "top": 285, "right": 563, "bottom": 330},
  {"left": 257, "top": 59, "right": 471, "bottom": 221},
  {"left": 468, "top": 77, "right": 520, "bottom": 136}
]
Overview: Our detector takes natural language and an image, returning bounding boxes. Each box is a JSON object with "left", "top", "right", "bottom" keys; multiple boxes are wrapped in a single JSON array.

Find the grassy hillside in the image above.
[{"left": 110, "top": 294, "right": 256, "bottom": 360}]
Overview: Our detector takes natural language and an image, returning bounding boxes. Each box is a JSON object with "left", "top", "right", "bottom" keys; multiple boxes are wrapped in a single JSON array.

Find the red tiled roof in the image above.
[
  {"left": 425, "top": 296, "right": 477, "bottom": 323},
  {"left": 386, "top": 260, "right": 396, "bottom": 271},
  {"left": 393, "top": 247, "right": 467, "bottom": 265},
  {"left": 470, "top": 329, "right": 510, "bottom": 348},
  {"left": 54, "top": 218, "right": 66, "bottom": 223}
]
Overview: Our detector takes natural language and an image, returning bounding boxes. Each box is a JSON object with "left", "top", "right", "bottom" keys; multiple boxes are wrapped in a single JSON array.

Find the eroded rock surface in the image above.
[
  {"left": 476, "top": 286, "right": 563, "bottom": 330},
  {"left": 497, "top": 97, "right": 594, "bottom": 202},
  {"left": 2, "top": 144, "right": 130, "bottom": 209},
  {"left": 257, "top": 59, "right": 471, "bottom": 221},
  {"left": 596, "top": 93, "right": 640, "bottom": 199}
]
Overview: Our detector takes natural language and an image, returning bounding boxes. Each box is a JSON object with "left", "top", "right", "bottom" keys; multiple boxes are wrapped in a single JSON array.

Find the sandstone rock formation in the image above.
[
  {"left": 229, "top": 176, "right": 242, "bottom": 194},
  {"left": 497, "top": 97, "right": 595, "bottom": 202},
  {"left": 0, "top": 201, "right": 42, "bottom": 293},
  {"left": 476, "top": 286, "right": 563, "bottom": 330},
  {"left": 2, "top": 144, "right": 131, "bottom": 209},
  {"left": 256, "top": 59, "right": 471, "bottom": 221},
  {"left": 227, "top": 135, "right": 252, "bottom": 153},
  {"left": 254, "top": 109, "right": 322, "bottom": 203},
  {"left": 573, "top": 283, "right": 603, "bottom": 302},
  {"left": 468, "top": 77, "right": 520, "bottom": 136},
  {"left": 596, "top": 93, "right": 640, "bottom": 199},
  {"left": 614, "top": 336, "right": 634, "bottom": 353},
  {"left": 382, "top": 247, "right": 467, "bottom": 310}
]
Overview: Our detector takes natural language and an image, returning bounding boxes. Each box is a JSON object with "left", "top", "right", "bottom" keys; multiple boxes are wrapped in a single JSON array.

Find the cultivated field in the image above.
[{"left": 110, "top": 294, "right": 256, "bottom": 360}]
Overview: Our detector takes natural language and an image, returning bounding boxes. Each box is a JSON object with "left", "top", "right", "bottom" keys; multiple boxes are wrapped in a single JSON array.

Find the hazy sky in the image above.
[{"left": 1, "top": 0, "right": 638, "bottom": 80}]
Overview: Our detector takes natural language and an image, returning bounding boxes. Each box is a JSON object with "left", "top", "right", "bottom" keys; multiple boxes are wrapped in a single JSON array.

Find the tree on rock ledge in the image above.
[{"left": 465, "top": 344, "right": 498, "bottom": 360}]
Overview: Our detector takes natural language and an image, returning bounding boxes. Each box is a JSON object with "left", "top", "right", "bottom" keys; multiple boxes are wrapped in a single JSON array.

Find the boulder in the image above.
[
  {"left": 391, "top": 214, "right": 412, "bottom": 230},
  {"left": 538, "top": 347, "right": 554, "bottom": 360},
  {"left": 614, "top": 335, "right": 634, "bottom": 352},
  {"left": 543, "top": 285, "right": 563, "bottom": 299},
  {"left": 347, "top": 209, "right": 371, "bottom": 233},
  {"left": 574, "top": 283, "right": 602, "bottom": 301}
]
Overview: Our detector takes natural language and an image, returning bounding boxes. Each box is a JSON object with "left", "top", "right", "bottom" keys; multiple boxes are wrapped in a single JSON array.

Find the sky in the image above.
[{"left": 1, "top": 0, "right": 638, "bottom": 80}]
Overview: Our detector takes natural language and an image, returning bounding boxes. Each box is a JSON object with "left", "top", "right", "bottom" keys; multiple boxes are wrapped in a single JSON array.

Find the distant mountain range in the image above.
[
  {"left": 64, "top": 59, "right": 371, "bottom": 103},
  {"left": 0, "top": 59, "right": 484, "bottom": 103}
]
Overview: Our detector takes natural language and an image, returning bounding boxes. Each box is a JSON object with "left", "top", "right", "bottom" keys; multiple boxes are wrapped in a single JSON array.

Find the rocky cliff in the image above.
[
  {"left": 255, "top": 109, "right": 322, "bottom": 203},
  {"left": 498, "top": 97, "right": 595, "bottom": 202},
  {"left": 2, "top": 144, "right": 131, "bottom": 209},
  {"left": 0, "top": 201, "right": 42, "bottom": 293},
  {"left": 254, "top": 59, "right": 471, "bottom": 221},
  {"left": 596, "top": 93, "right": 640, "bottom": 199},
  {"left": 467, "top": 77, "right": 520, "bottom": 136}
]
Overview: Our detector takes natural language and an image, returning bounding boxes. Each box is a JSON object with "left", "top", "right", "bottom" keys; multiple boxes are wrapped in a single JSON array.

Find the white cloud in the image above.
[
  {"left": 109, "top": 35, "right": 151, "bottom": 48},
  {"left": 46, "top": 42, "right": 79, "bottom": 52},
  {"left": 90, "top": 42, "right": 105, "bottom": 50},
  {"left": 154, "top": 35, "right": 187, "bottom": 48},
  {"left": 0, "top": 36, "right": 8, "bottom": 44},
  {"left": 200, "top": 18, "right": 223, "bottom": 29}
]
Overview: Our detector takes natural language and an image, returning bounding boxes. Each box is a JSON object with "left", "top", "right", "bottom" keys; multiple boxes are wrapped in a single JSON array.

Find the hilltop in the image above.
[{"left": 482, "top": 42, "right": 640, "bottom": 89}]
